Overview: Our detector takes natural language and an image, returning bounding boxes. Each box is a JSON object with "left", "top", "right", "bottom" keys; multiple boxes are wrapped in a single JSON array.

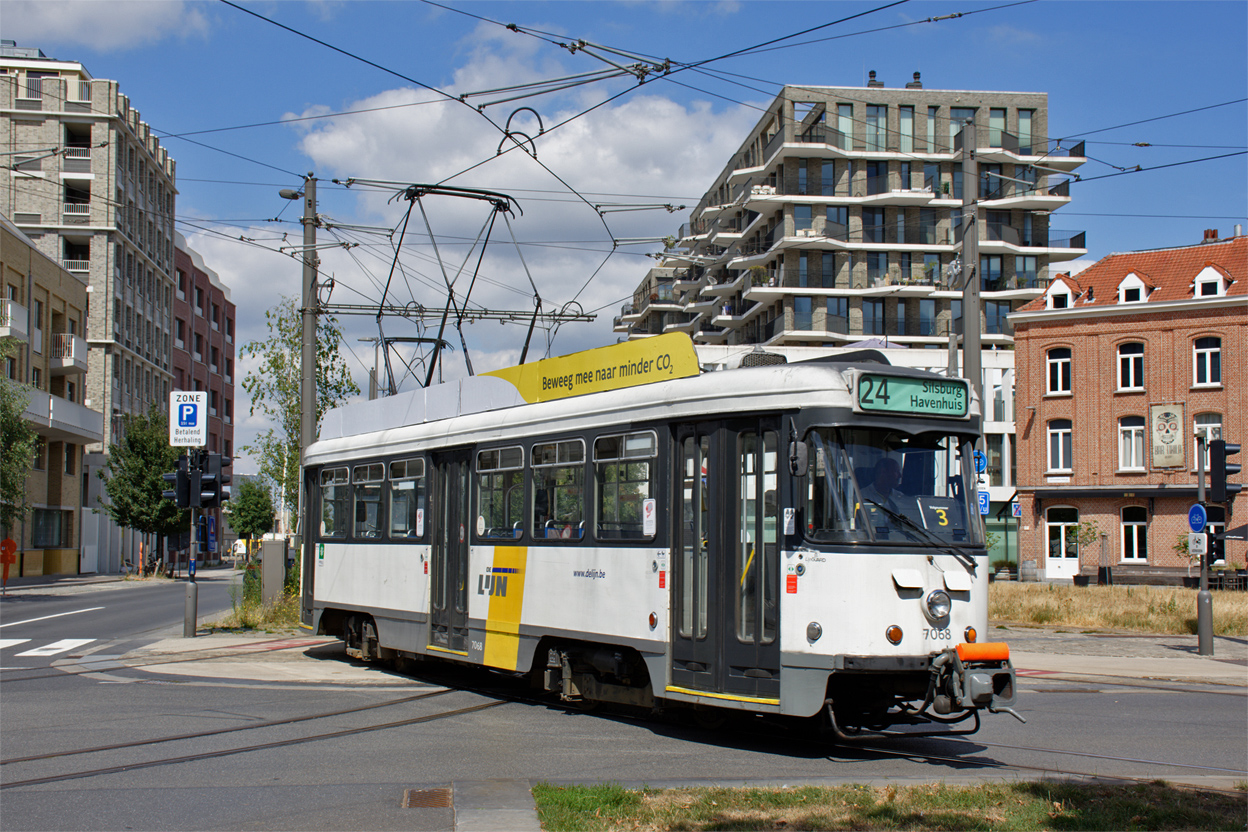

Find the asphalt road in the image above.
[{"left": 1, "top": 576, "right": 1245, "bottom": 831}]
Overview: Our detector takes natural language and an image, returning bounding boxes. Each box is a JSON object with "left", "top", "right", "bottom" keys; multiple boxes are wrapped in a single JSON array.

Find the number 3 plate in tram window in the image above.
[{"left": 856, "top": 373, "right": 969, "bottom": 419}]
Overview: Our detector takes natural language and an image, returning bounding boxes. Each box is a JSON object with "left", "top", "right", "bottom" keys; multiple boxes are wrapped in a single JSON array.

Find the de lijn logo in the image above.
[
  {"left": 477, "top": 566, "right": 518, "bottom": 598},
  {"left": 178, "top": 402, "right": 198, "bottom": 427}
]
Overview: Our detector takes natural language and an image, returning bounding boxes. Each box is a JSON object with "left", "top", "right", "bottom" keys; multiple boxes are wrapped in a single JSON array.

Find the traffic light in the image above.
[
  {"left": 197, "top": 453, "right": 233, "bottom": 508},
  {"left": 162, "top": 456, "right": 190, "bottom": 508},
  {"left": 1209, "top": 439, "right": 1241, "bottom": 503}
]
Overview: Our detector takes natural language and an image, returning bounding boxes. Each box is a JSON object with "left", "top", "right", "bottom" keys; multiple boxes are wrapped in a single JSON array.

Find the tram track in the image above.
[{"left": 0, "top": 694, "right": 505, "bottom": 790}]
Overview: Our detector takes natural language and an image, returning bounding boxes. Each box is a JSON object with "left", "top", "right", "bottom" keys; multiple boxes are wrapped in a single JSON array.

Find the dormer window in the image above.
[
  {"left": 1194, "top": 265, "right": 1226, "bottom": 297},
  {"left": 1046, "top": 283, "right": 1072, "bottom": 309},
  {"left": 1117, "top": 272, "right": 1148, "bottom": 304}
]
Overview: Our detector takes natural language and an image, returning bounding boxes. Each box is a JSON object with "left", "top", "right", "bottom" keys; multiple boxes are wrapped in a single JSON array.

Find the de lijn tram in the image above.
[{"left": 299, "top": 333, "right": 1022, "bottom": 737}]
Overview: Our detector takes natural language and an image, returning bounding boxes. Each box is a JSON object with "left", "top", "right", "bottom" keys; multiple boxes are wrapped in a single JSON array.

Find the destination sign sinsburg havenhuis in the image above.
[{"left": 857, "top": 373, "right": 969, "bottom": 418}]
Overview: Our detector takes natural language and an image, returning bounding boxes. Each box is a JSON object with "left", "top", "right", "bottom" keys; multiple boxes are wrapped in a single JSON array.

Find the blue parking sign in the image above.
[
  {"left": 178, "top": 403, "right": 198, "bottom": 427},
  {"left": 978, "top": 490, "right": 990, "bottom": 515}
]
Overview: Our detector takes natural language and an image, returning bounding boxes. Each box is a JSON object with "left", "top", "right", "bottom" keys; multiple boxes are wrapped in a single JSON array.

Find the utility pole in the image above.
[
  {"left": 960, "top": 118, "right": 982, "bottom": 421},
  {"left": 1196, "top": 434, "right": 1213, "bottom": 656},
  {"left": 281, "top": 175, "right": 319, "bottom": 546}
]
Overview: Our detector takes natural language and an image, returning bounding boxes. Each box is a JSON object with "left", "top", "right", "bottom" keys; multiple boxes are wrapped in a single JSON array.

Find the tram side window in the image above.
[
  {"left": 389, "top": 457, "right": 426, "bottom": 539},
  {"left": 594, "top": 431, "right": 657, "bottom": 540},
  {"left": 353, "top": 463, "right": 385, "bottom": 539},
  {"left": 477, "top": 446, "right": 524, "bottom": 539},
  {"left": 320, "top": 467, "right": 349, "bottom": 539},
  {"left": 532, "top": 439, "right": 585, "bottom": 540}
]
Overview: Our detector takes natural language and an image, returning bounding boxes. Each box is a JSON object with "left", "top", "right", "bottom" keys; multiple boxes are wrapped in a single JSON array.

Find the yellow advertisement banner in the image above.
[{"left": 484, "top": 332, "right": 700, "bottom": 403}]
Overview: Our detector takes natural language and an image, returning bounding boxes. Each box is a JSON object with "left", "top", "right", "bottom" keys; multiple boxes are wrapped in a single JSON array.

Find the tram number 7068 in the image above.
[{"left": 924, "top": 628, "right": 952, "bottom": 640}]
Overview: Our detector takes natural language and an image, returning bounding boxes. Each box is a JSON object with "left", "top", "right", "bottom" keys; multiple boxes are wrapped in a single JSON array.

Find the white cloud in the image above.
[
  {"left": 1, "top": 1, "right": 210, "bottom": 52},
  {"left": 181, "top": 22, "right": 758, "bottom": 473}
]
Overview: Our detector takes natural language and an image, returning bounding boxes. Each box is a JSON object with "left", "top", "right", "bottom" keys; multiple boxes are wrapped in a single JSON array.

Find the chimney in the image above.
[
  {"left": 867, "top": 70, "right": 884, "bottom": 88},
  {"left": 1203, "top": 229, "right": 1219, "bottom": 243},
  {"left": 906, "top": 71, "right": 923, "bottom": 89},
  {"left": 1235, "top": 224, "right": 1243, "bottom": 237}
]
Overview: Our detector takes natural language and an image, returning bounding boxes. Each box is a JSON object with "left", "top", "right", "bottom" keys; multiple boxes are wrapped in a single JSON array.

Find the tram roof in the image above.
[{"left": 310, "top": 344, "right": 978, "bottom": 465}]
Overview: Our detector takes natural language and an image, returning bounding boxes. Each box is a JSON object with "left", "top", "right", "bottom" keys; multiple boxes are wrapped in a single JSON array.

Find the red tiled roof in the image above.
[{"left": 1017, "top": 236, "right": 1246, "bottom": 312}]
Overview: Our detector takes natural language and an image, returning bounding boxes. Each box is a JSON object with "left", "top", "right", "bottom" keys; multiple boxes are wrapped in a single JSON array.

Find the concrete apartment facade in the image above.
[
  {"left": 617, "top": 76, "right": 1087, "bottom": 566},
  {"left": 1, "top": 43, "right": 177, "bottom": 573},
  {"left": 1011, "top": 233, "right": 1246, "bottom": 582},
  {"left": 1, "top": 214, "right": 104, "bottom": 575}
]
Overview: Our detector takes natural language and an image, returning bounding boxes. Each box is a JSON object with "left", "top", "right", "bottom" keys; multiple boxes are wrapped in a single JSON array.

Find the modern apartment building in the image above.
[
  {"left": 616, "top": 75, "right": 1088, "bottom": 566},
  {"left": 1, "top": 213, "right": 104, "bottom": 575},
  {"left": 2, "top": 43, "right": 178, "bottom": 573},
  {"left": 1011, "top": 233, "right": 1246, "bottom": 582}
]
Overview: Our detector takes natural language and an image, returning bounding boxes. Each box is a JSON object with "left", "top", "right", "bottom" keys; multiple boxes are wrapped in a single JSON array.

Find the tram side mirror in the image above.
[{"left": 789, "top": 441, "right": 808, "bottom": 477}]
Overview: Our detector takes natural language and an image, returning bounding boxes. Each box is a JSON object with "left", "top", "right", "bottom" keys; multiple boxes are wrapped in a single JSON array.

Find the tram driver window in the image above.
[
  {"left": 594, "top": 431, "right": 657, "bottom": 540},
  {"left": 532, "top": 439, "right": 585, "bottom": 540},
  {"left": 319, "top": 467, "right": 349, "bottom": 539},
  {"left": 353, "top": 463, "right": 385, "bottom": 539},
  {"left": 477, "top": 446, "right": 524, "bottom": 539},
  {"left": 389, "top": 457, "right": 426, "bottom": 538}
]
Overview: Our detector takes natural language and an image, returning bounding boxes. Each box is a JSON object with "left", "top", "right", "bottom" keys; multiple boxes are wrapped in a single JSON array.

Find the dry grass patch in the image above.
[
  {"left": 989, "top": 582, "right": 1248, "bottom": 636},
  {"left": 533, "top": 781, "right": 1247, "bottom": 831}
]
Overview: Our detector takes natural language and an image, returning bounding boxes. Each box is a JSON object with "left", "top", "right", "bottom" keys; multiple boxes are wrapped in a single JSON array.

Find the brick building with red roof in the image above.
[{"left": 1009, "top": 232, "right": 1245, "bottom": 582}]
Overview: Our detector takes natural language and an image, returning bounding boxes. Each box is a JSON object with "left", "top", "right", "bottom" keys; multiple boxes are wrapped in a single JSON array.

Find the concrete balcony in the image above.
[
  {"left": 1, "top": 299, "right": 29, "bottom": 341},
  {"left": 50, "top": 333, "right": 89, "bottom": 375},
  {"left": 22, "top": 389, "right": 104, "bottom": 445}
]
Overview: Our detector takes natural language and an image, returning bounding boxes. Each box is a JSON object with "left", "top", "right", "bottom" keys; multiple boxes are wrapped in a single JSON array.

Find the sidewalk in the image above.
[{"left": 1, "top": 564, "right": 236, "bottom": 595}]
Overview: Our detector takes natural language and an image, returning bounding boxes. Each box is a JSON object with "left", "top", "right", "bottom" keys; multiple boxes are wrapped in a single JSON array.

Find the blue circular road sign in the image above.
[
  {"left": 974, "top": 450, "right": 987, "bottom": 474},
  {"left": 1188, "top": 504, "right": 1207, "bottom": 533}
]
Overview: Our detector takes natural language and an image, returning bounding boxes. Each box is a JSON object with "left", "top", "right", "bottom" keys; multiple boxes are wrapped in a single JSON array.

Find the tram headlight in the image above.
[
  {"left": 925, "top": 589, "right": 952, "bottom": 620},
  {"left": 806, "top": 621, "right": 822, "bottom": 642}
]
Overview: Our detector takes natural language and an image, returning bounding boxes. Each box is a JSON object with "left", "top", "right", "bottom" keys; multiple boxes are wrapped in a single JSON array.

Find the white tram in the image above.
[{"left": 300, "top": 335, "right": 1020, "bottom": 736}]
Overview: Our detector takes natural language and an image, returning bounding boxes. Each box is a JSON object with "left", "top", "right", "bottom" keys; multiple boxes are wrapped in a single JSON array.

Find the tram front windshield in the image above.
[{"left": 804, "top": 427, "right": 979, "bottom": 547}]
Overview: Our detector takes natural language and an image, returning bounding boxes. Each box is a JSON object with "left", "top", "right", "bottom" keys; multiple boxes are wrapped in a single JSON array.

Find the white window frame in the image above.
[
  {"left": 1117, "top": 342, "right": 1144, "bottom": 391},
  {"left": 1194, "top": 265, "right": 1225, "bottom": 297},
  {"left": 1121, "top": 506, "right": 1148, "bottom": 561},
  {"left": 1047, "top": 419, "right": 1072, "bottom": 473},
  {"left": 1117, "top": 273, "right": 1148, "bottom": 304},
  {"left": 1118, "top": 416, "right": 1146, "bottom": 472},
  {"left": 1193, "top": 413, "right": 1222, "bottom": 472},
  {"left": 1193, "top": 337, "right": 1221, "bottom": 387},
  {"left": 1047, "top": 347, "right": 1071, "bottom": 394}
]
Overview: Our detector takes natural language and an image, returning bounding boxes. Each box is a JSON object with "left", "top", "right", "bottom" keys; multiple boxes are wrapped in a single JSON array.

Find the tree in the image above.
[
  {"left": 240, "top": 295, "right": 358, "bottom": 514},
  {"left": 0, "top": 338, "right": 39, "bottom": 536},
  {"left": 97, "top": 404, "right": 186, "bottom": 568},
  {"left": 229, "top": 478, "right": 275, "bottom": 543}
]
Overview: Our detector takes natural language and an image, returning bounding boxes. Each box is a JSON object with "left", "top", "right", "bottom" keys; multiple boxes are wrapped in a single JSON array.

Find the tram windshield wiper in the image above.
[{"left": 862, "top": 498, "right": 977, "bottom": 572}]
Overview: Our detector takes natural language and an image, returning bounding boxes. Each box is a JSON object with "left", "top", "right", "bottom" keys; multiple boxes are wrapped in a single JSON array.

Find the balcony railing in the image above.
[
  {"left": 1048, "top": 230, "right": 1087, "bottom": 250},
  {"left": 63, "top": 203, "right": 90, "bottom": 216},
  {"left": 62, "top": 259, "right": 89, "bottom": 272},
  {"left": 64, "top": 147, "right": 91, "bottom": 159},
  {"left": 0, "top": 299, "right": 30, "bottom": 341}
]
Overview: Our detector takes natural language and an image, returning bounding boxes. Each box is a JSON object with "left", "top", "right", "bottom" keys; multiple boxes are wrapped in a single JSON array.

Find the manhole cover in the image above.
[{"left": 403, "top": 787, "right": 453, "bottom": 809}]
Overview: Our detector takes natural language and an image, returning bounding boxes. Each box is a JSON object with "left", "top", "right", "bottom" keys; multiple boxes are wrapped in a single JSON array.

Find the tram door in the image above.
[
  {"left": 430, "top": 449, "right": 471, "bottom": 653},
  {"left": 672, "top": 420, "right": 781, "bottom": 701}
]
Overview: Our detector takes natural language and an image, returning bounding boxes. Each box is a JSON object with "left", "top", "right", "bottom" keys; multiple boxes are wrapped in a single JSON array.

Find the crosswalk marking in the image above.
[
  {"left": 0, "top": 638, "right": 32, "bottom": 650},
  {"left": 15, "top": 638, "right": 94, "bottom": 657}
]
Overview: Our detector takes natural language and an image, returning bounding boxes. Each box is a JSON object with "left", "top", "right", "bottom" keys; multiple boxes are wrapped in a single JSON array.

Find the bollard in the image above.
[{"left": 184, "top": 579, "right": 198, "bottom": 638}]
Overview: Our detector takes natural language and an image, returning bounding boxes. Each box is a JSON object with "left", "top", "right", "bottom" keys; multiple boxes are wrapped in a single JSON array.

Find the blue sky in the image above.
[{"left": 5, "top": 0, "right": 1246, "bottom": 474}]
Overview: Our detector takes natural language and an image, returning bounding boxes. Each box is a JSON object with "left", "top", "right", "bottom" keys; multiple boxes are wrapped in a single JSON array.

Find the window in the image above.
[
  {"left": 1016, "top": 255, "right": 1038, "bottom": 288},
  {"left": 899, "top": 106, "right": 914, "bottom": 153},
  {"left": 919, "top": 298, "right": 937, "bottom": 336},
  {"left": 865, "top": 104, "right": 886, "bottom": 150},
  {"left": 594, "top": 432, "right": 657, "bottom": 540},
  {"left": 1048, "top": 419, "right": 1072, "bottom": 472},
  {"left": 862, "top": 299, "right": 885, "bottom": 335},
  {"left": 980, "top": 255, "right": 1003, "bottom": 292},
  {"left": 825, "top": 206, "right": 848, "bottom": 240},
  {"left": 1121, "top": 507, "right": 1147, "bottom": 561},
  {"left": 1046, "top": 507, "right": 1079, "bottom": 567},
  {"left": 352, "top": 463, "right": 384, "bottom": 539},
  {"left": 794, "top": 204, "right": 812, "bottom": 231},
  {"left": 988, "top": 108, "right": 1006, "bottom": 148},
  {"left": 1119, "top": 416, "right": 1146, "bottom": 471},
  {"left": 927, "top": 106, "right": 939, "bottom": 151},
  {"left": 986, "top": 300, "right": 1011, "bottom": 335},
  {"left": 863, "top": 208, "right": 885, "bottom": 243},
  {"left": 950, "top": 107, "right": 976, "bottom": 148},
  {"left": 826, "top": 297, "right": 848, "bottom": 332},
  {"left": 1193, "top": 337, "right": 1221, "bottom": 386},
  {"left": 319, "top": 467, "right": 349, "bottom": 538},
  {"left": 33, "top": 509, "right": 70, "bottom": 549},
  {"left": 1195, "top": 266, "right": 1225, "bottom": 297},
  {"left": 794, "top": 296, "right": 813, "bottom": 331},
  {"left": 65, "top": 443, "right": 76, "bottom": 475},
  {"left": 797, "top": 159, "right": 809, "bottom": 195},
  {"left": 194, "top": 286, "right": 203, "bottom": 313},
  {"left": 1194, "top": 413, "right": 1222, "bottom": 471},
  {"left": 865, "top": 161, "right": 887, "bottom": 195},
  {"left": 836, "top": 103, "right": 853, "bottom": 150},
  {"left": 1018, "top": 109, "right": 1034, "bottom": 155},
  {"left": 389, "top": 457, "right": 426, "bottom": 538},
  {"left": 1118, "top": 342, "right": 1144, "bottom": 390},
  {"left": 986, "top": 434, "right": 1005, "bottom": 487},
  {"left": 478, "top": 446, "right": 524, "bottom": 539},
  {"left": 1047, "top": 348, "right": 1071, "bottom": 394},
  {"left": 34, "top": 438, "right": 47, "bottom": 471},
  {"left": 531, "top": 440, "right": 585, "bottom": 539}
]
